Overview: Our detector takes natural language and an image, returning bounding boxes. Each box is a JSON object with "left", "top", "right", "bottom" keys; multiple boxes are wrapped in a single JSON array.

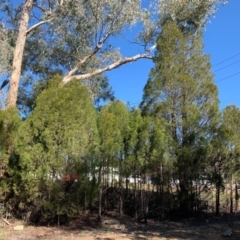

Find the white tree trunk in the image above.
[{"left": 6, "top": 0, "right": 34, "bottom": 108}]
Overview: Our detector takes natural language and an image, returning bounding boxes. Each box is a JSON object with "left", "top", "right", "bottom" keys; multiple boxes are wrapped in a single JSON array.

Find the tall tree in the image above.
[
  {"left": 141, "top": 20, "right": 219, "bottom": 211},
  {"left": 0, "top": 0, "right": 227, "bottom": 108}
]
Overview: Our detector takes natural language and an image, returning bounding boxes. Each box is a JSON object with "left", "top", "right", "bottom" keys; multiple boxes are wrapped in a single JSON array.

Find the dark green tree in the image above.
[
  {"left": 141, "top": 20, "right": 219, "bottom": 211},
  {"left": 0, "top": 108, "right": 21, "bottom": 202},
  {"left": 11, "top": 75, "right": 98, "bottom": 222}
]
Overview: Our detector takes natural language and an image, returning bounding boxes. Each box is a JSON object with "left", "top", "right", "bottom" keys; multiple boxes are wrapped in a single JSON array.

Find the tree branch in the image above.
[
  {"left": 61, "top": 52, "right": 154, "bottom": 86},
  {"left": 26, "top": 19, "right": 52, "bottom": 34},
  {"left": 63, "top": 47, "right": 101, "bottom": 78},
  {"left": 147, "top": 44, "right": 156, "bottom": 53}
]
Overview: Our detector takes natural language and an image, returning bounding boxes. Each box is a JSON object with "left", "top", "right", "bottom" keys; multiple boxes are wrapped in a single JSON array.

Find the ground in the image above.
[{"left": 1, "top": 214, "right": 240, "bottom": 240}]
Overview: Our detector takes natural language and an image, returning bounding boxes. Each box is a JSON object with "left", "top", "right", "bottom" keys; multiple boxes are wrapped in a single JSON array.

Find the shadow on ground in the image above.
[{"left": 2, "top": 213, "right": 240, "bottom": 240}]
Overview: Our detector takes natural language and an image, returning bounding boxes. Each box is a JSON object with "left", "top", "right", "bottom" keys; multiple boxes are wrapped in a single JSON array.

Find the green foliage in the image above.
[
  {"left": 141, "top": 20, "right": 219, "bottom": 211},
  {"left": 97, "top": 100, "right": 130, "bottom": 190},
  {"left": 222, "top": 105, "right": 240, "bottom": 178},
  {"left": 0, "top": 0, "right": 231, "bottom": 219},
  {"left": 98, "top": 101, "right": 129, "bottom": 156},
  {"left": 0, "top": 108, "right": 20, "bottom": 167},
  {"left": 0, "top": 107, "right": 20, "bottom": 201},
  {"left": 207, "top": 106, "right": 240, "bottom": 190},
  {"left": 10, "top": 75, "right": 98, "bottom": 220},
  {"left": 223, "top": 105, "right": 240, "bottom": 146},
  {"left": 123, "top": 108, "right": 145, "bottom": 177},
  {"left": 1, "top": 0, "right": 227, "bottom": 110},
  {"left": 123, "top": 108, "right": 170, "bottom": 183}
]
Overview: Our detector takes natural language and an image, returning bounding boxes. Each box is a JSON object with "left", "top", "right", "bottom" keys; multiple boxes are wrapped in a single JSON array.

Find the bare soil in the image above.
[{"left": 1, "top": 214, "right": 240, "bottom": 240}]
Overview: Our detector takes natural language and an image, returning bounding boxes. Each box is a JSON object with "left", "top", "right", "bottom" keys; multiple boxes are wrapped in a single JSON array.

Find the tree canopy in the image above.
[{"left": 0, "top": 0, "right": 227, "bottom": 108}]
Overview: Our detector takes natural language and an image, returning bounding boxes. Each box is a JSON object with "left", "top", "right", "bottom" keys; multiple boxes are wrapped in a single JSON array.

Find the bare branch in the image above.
[
  {"left": 61, "top": 51, "right": 154, "bottom": 86},
  {"left": 147, "top": 44, "right": 156, "bottom": 53},
  {"left": 26, "top": 19, "right": 52, "bottom": 34},
  {"left": 63, "top": 43, "right": 104, "bottom": 81},
  {"left": 1, "top": 217, "right": 11, "bottom": 225}
]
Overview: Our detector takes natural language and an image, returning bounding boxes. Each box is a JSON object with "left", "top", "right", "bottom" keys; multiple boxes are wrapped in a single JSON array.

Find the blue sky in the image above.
[{"left": 108, "top": 0, "right": 240, "bottom": 110}]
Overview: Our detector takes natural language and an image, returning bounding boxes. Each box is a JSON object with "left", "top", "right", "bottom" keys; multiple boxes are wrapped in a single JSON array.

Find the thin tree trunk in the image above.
[
  {"left": 230, "top": 175, "right": 233, "bottom": 213},
  {"left": 98, "top": 164, "right": 103, "bottom": 221},
  {"left": 235, "top": 181, "right": 239, "bottom": 211},
  {"left": 119, "top": 192, "right": 123, "bottom": 218},
  {"left": 119, "top": 156, "right": 123, "bottom": 218},
  {"left": 160, "top": 164, "right": 165, "bottom": 220},
  {"left": 98, "top": 188, "right": 102, "bottom": 222},
  {"left": 216, "top": 185, "right": 220, "bottom": 216},
  {"left": 7, "top": 0, "right": 34, "bottom": 108},
  {"left": 134, "top": 175, "right": 137, "bottom": 221}
]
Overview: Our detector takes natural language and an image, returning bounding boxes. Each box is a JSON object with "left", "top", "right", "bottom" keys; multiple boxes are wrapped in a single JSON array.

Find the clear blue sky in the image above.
[{"left": 108, "top": 0, "right": 240, "bottom": 110}]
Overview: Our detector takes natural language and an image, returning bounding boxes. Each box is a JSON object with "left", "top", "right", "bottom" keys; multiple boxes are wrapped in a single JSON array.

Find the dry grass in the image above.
[{"left": 1, "top": 213, "right": 240, "bottom": 240}]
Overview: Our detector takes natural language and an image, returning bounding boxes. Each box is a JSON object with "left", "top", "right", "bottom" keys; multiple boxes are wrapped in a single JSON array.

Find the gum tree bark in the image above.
[{"left": 6, "top": 0, "right": 34, "bottom": 108}]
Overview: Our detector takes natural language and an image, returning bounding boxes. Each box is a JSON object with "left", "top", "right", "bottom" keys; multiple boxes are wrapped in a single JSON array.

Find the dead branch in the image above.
[{"left": 1, "top": 217, "right": 11, "bottom": 225}]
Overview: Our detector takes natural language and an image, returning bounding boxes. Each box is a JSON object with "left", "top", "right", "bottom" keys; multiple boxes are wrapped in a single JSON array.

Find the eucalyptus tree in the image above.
[
  {"left": 0, "top": 0, "right": 227, "bottom": 108},
  {"left": 12, "top": 75, "right": 98, "bottom": 220},
  {"left": 141, "top": 20, "right": 219, "bottom": 211}
]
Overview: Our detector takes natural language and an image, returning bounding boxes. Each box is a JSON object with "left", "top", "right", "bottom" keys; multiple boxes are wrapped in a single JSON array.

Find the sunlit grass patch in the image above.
[{"left": 0, "top": 225, "right": 7, "bottom": 239}]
